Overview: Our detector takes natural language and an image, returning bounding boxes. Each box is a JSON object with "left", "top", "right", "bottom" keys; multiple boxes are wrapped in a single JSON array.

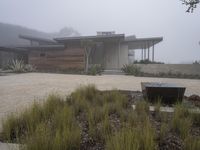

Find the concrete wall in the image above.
[
  {"left": 104, "top": 42, "right": 129, "bottom": 70},
  {"left": 119, "top": 43, "right": 129, "bottom": 68},
  {"left": 88, "top": 42, "right": 129, "bottom": 70},
  {"left": 136, "top": 64, "right": 200, "bottom": 75},
  {"left": 104, "top": 43, "right": 119, "bottom": 69}
]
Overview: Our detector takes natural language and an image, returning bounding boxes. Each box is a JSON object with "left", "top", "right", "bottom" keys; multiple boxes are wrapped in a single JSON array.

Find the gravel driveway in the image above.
[{"left": 1, "top": 73, "right": 200, "bottom": 129}]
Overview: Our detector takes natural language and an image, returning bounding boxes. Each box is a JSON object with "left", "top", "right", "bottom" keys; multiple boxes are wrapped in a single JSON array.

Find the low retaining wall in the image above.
[{"left": 136, "top": 64, "right": 200, "bottom": 75}]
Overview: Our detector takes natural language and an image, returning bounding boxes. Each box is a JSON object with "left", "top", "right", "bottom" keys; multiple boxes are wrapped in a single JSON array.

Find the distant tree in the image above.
[
  {"left": 58, "top": 27, "right": 80, "bottom": 37},
  {"left": 193, "top": 60, "right": 200, "bottom": 64},
  {"left": 181, "top": 0, "right": 199, "bottom": 12}
]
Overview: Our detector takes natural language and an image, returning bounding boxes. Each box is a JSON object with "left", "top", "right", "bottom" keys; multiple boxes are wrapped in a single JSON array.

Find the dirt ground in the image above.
[{"left": 0, "top": 73, "right": 200, "bottom": 129}]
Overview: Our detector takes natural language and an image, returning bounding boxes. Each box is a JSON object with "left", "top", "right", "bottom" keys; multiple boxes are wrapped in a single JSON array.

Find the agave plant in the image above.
[
  {"left": 121, "top": 64, "right": 141, "bottom": 76},
  {"left": 10, "top": 59, "right": 25, "bottom": 73}
]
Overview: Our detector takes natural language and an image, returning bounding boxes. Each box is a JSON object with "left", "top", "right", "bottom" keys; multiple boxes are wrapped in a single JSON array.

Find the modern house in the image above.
[{"left": 0, "top": 32, "right": 163, "bottom": 71}]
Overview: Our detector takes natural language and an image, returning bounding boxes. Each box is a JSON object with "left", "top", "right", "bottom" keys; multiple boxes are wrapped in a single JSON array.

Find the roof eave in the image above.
[{"left": 54, "top": 34, "right": 125, "bottom": 43}]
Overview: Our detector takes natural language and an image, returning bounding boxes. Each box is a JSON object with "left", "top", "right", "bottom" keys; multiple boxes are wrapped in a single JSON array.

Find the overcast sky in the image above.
[{"left": 0, "top": 0, "right": 200, "bottom": 63}]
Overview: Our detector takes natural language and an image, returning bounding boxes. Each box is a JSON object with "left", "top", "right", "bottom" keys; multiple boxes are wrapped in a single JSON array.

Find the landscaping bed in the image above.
[{"left": 0, "top": 85, "right": 200, "bottom": 150}]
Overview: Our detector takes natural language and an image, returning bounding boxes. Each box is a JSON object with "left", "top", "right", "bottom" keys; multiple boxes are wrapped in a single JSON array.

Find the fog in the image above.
[{"left": 0, "top": 0, "right": 200, "bottom": 63}]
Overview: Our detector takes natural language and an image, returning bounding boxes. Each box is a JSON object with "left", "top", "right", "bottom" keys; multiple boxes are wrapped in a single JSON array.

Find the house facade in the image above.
[{"left": 0, "top": 32, "right": 163, "bottom": 71}]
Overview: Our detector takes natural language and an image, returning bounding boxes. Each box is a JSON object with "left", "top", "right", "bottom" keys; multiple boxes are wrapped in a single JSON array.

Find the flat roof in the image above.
[
  {"left": 19, "top": 35, "right": 57, "bottom": 44},
  {"left": 54, "top": 34, "right": 125, "bottom": 43},
  {"left": 124, "top": 37, "right": 163, "bottom": 49}
]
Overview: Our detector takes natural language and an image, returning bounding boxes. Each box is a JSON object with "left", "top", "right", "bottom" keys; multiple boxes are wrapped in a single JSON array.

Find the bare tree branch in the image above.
[{"left": 180, "top": 0, "right": 199, "bottom": 12}]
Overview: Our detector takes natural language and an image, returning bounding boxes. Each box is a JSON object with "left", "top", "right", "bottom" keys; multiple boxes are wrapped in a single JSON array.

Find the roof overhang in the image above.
[
  {"left": 124, "top": 37, "right": 163, "bottom": 49},
  {"left": 19, "top": 35, "right": 57, "bottom": 45},
  {"left": 54, "top": 34, "right": 125, "bottom": 43}
]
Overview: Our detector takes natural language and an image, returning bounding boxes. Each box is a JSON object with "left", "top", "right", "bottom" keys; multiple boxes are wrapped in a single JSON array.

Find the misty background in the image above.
[{"left": 0, "top": 0, "right": 200, "bottom": 63}]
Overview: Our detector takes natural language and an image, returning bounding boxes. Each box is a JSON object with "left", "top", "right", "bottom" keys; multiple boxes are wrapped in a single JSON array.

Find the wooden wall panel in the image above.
[{"left": 29, "top": 48, "right": 85, "bottom": 70}]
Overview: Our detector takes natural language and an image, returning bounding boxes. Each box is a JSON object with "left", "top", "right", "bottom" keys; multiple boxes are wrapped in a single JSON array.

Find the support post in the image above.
[
  {"left": 118, "top": 41, "right": 120, "bottom": 68},
  {"left": 152, "top": 42, "right": 155, "bottom": 62},
  {"left": 144, "top": 48, "right": 146, "bottom": 60},
  {"left": 148, "top": 43, "right": 150, "bottom": 61},
  {"left": 141, "top": 48, "right": 143, "bottom": 60}
]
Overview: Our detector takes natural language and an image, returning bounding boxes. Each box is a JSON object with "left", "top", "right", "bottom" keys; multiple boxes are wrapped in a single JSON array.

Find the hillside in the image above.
[{"left": 0, "top": 22, "right": 80, "bottom": 46}]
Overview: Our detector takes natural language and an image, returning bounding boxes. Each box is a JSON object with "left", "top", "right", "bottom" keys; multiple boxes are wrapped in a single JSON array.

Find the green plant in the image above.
[
  {"left": 8, "top": 59, "right": 36, "bottom": 73},
  {"left": 2, "top": 113, "right": 19, "bottom": 142},
  {"left": 2, "top": 94, "right": 65, "bottom": 142},
  {"left": 135, "top": 100, "right": 149, "bottom": 115},
  {"left": 87, "top": 64, "right": 103, "bottom": 75},
  {"left": 121, "top": 64, "right": 141, "bottom": 76},
  {"left": 154, "top": 100, "right": 162, "bottom": 120},
  {"left": 171, "top": 104, "right": 192, "bottom": 139},
  {"left": 191, "top": 113, "right": 200, "bottom": 126},
  {"left": 106, "top": 121, "right": 156, "bottom": 150},
  {"left": 24, "top": 64, "right": 36, "bottom": 72},
  {"left": 160, "top": 122, "right": 168, "bottom": 141},
  {"left": 106, "top": 128, "right": 140, "bottom": 150},
  {"left": 10, "top": 59, "right": 25, "bottom": 73},
  {"left": 184, "top": 136, "right": 200, "bottom": 150},
  {"left": 134, "top": 59, "right": 164, "bottom": 64}
]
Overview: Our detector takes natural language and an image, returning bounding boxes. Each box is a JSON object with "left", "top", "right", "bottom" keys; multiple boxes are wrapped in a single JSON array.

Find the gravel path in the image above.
[{"left": 0, "top": 73, "right": 200, "bottom": 128}]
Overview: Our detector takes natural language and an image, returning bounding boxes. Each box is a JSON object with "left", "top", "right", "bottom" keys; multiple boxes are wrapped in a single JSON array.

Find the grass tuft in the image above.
[{"left": 171, "top": 103, "right": 192, "bottom": 139}]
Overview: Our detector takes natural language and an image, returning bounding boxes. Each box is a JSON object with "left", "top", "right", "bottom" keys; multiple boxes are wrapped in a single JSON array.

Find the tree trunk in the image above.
[
  {"left": 85, "top": 53, "right": 89, "bottom": 72},
  {"left": 84, "top": 48, "right": 91, "bottom": 73}
]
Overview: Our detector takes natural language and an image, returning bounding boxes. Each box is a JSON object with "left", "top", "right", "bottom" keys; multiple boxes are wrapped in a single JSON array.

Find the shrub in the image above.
[
  {"left": 154, "top": 100, "right": 162, "bottom": 120},
  {"left": 121, "top": 64, "right": 141, "bottom": 76},
  {"left": 184, "top": 136, "right": 200, "bottom": 150},
  {"left": 191, "top": 113, "right": 200, "bottom": 126},
  {"left": 160, "top": 122, "right": 168, "bottom": 141},
  {"left": 135, "top": 100, "right": 149, "bottom": 116},
  {"left": 8, "top": 59, "right": 36, "bottom": 73},
  {"left": 87, "top": 64, "right": 103, "bottom": 75},
  {"left": 2, "top": 94, "right": 67, "bottom": 143},
  {"left": 106, "top": 128, "right": 140, "bottom": 150},
  {"left": 106, "top": 120, "right": 156, "bottom": 150},
  {"left": 9, "top": 59, "right": 25, "bottom": 73},
  {"left": 171, "top": 104, "right": 192, "bottom": 139},
  {"left": 134, "top": 59, "right": 164, "bottom": 64},
  {"left": 24, "top": 64, "right": 36, "bottom": 72}
]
